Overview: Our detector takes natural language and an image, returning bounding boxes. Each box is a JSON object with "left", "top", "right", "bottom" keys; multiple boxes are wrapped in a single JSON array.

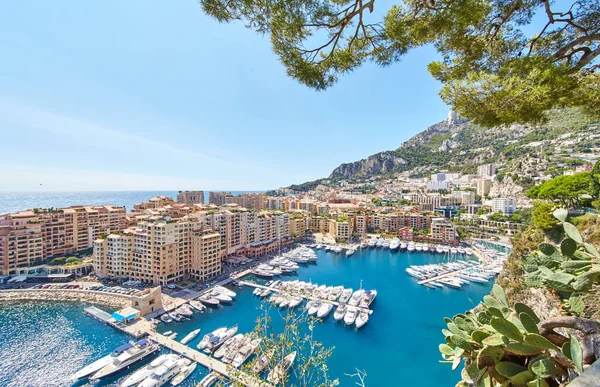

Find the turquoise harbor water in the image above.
[{"left": 0, "top": 248, "right": 492, "bottom": 387}]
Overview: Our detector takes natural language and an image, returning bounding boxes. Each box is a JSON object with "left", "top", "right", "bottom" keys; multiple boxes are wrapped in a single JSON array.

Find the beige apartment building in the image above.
[
  {"left": 0, "top": 206, "right": 127, "bottom": 276},
  {"left": 176, "top": 190, "right": 205, "bottom": 204},
  {"left": 328, "top": 218, "right": 354, "bottom": 242},
  {"left": 190, "top": 230, "right": 222, "bottom": 282},
  {"left": 208, "top": 192, "right": 232, "bottom": 206}
]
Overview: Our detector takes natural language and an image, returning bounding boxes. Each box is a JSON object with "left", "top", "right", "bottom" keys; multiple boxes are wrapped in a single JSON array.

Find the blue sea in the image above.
[
  {"left": 0, "top": 248, "right": 492, "bottom": 387},
  {"left": 0, "top": 191, "right": 259, "bottom": 214}
]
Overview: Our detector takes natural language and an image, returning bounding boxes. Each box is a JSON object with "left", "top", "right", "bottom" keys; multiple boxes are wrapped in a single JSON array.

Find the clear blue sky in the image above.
[{"left": 0, "top": 0, "right": 449, "bottom": 191}]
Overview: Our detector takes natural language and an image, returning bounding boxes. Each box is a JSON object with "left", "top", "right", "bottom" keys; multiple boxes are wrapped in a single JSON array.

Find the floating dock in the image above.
[
  {"left": 147, "top": 331, "right": 273, "bottom": 387},
  {"left": 84, "top": 306, "right": 147, "bottom": 339},
  {"left": 239, "top": 280, "right": 374, "bottom": 315}
]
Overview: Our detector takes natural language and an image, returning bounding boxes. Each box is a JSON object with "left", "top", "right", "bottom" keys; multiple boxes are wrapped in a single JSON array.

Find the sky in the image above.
[{"left": 0, "top": 0, "right": 450, "bottom": 192}]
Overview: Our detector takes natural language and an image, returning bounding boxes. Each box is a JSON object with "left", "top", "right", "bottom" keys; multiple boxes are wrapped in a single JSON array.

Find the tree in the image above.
[
  {"left": 589, "top": 159, "right": 600, "bottom": 198},
  {"left": 527, "top": 172, "right": 590, "bottom": 208},
  {"left": 532, "top": 201, "right": 561, "bottom": 230},
  {"left": 200, "top": 0, "right": 600, "bottom": 125},
  {"left": 50, "top": 257, "right": 66, "bottom": 266}
]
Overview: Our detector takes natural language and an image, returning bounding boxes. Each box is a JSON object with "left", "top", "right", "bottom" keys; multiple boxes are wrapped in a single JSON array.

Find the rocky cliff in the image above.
[{"left": 329, "top": 151, "right": 407, "bottom": 179}]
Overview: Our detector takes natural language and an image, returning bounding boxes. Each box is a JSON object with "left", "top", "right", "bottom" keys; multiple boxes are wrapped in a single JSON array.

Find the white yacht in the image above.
[
  {"left": 232, "top": 345, "right": 254, "bottom": 368},
  {"left": 333, "top": 304, "right": 347, "bottom": 321},
  {"left": 198, "top": 327, "right": 228, "bottom": 350},
  {"left": 307, "top": 301, "right": 321, "bottom": 316},
  {"left": 211, "top": 291, "right": 233, "bottom": 303},
  {"left": 376, "top": 239, "right": 384, "bottom": 248},
  {"left": 367, "top": 239, "right": 377, "bottom": 248},
  {"left": 199, "top": 294, "right": 220, "bottom": 306},
  {"left": 436, "top": 245, "right": 444, "bottom": 254},
  {"left": 407, "top": 242, "right": 416, "bottom": 252},
  {"left": 288, "top": 296, "right": 303, "bottom": 308},
  {"left": 382, "top": 240, "right": 391, "bottom": 249},
  {"left": 457, "top": 247, "right": 466, "bottom": 254},
  {"left": 315, "top": 244, "right": 323, "bottom": 249},
  {"left": 338, "top": 288, "right": 353, "bottom": 303},
  {"left": 355, "top": 311, "right": 369, "bottom": 328},
  {"left": 389, "top": 238, "right": 400, "bottom": 250},
  {"left": 198, "top": 372, "right": 219, "bottom": 387},
  {"left": 451, "top": 247, "right": 458, "bottom": 255},
  {"left": 267, "top": 352, "right": 297, "bottom": 385},
  {"left": 139, "top": 357, "right": 190, "bottom": 387},
  {"left": 73, "top": 342, "right": 133, "bottom": 380},
  {"left": 400, "top": 241, "right": 408, "bottom": 250},
  {"left": 252, "top": 349, "right": 275, "bottom": 373},
  {"left": 465, "top": 247, "right": 473, "bottom": 256},
  {"left": 171, "top": 362, "right": 196, "bottom": 386},
  {"left": 348, "top": 289, "right": 365, "bottom": 306},
  {"left": 344, "top": 307, "right": 358, "bottom": 325},
  {"left": 415, "top": 243, "right": 423, "bottom": 252},
  {"left": 189, "top": 300, "right": 206, "bottom": 312},
  {"left": 317, "top": 303, "right": 333, "bottom": 318},
  {"left": 345, "top": 249, "right": 355, "bottom": 256},
  {"left": 215, "top": 286, "right": 237, "bottom": 298},
  {"left": 422, "top": 244, "right": 429, "bottom": 252},
  {"left": 120, "top": 354, "right": 178, "bottom": 387},
  {"left": 443, "top": 246, "right": 450, "bottom": 254},
  {"left": 180, "top": 328, "right": 201, "bottom": 345},
  {"left": 90, "top": 339, "right": 160, "bottom": 380},
  {"left": 205, "top": 326, "right": 238, "bottom": 353}
]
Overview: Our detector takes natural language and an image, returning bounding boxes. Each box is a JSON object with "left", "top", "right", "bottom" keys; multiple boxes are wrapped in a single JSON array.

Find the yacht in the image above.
[
  {"left": 376, "top": 239, "right": 384, "bottom": 248},
  {"left": 333, "top": 304, "right": 347, "bottom": 321},
  {"left": 307, "top": 301, "right": 321, "bottom": 316},
  {"left": 168, "top": 332, "right": 178, "bottom": 340},
  {"left": 407, "top": 242, "right": 415, "bottom": 252},
  {"left": 252, "top": 349, "right": 275, "bottom": 373},
  {"left": 348, "top": 289, "right": 365, "bottom": 306},
  {"left": 211, "top": 291, "right": 233, "bottom": 303},
  {"left": 205, "top": 326, "right": 238, "bottom": 353},
  {"left": 355, "top": 311, "right": 369, "bottom": 328},
  {"left": 443, "top": 246, "right": 450, "bottom": 254},
  {"left": 175, "top": 305, "right": 193, "bottom": 317},
  {"left": 73, "top": 342, "right": 133, "bottom": 380},
  {"left": 198, "top": 372, "right": 219, "bottom": 387},
  {"left": 465, "top": 248, "right": 473, "bottom": 256},
  {"left": 90, "top": 339, "right": 160, "bottom": 380},
  {"left": 267, "top": 352, "right": 297, "bottom": 385},
  {"left": 171, "top": 363, "right": 196, "bottom": 386},
  {"left": 422, "top": 244, "right": 429, "bottom": 252},
  {"left": 451, "top": 247, "right": 458, "bottom": 255},
  {"left": 199, "top": 295, "right": 220, "bottom": 306},
  {"left": 389, "top": 238, "right": 400, "bottom": 250},
  {"left": 288, "top": 296, "right": 303, "bottom": 308},
  {"left": 214, "top": 334, "right": 243, "bottom": 359},
  {"left": 189, "top": 300, "right": 206, "bottom": 312},
  {"left": 345, "top": 249, "right": 355, "bottom": 256},
  {"left": 367, "top": 239, "right": 377, "bottom": 248},
  {"left": 317, "top": 303, "right": 333, "bottom": 318},
  {"left": 160, "top": 314, "right": 173, "bottom": 324},
  {"left": 120, "top": 354, "right": 178, "bottom": 387},
  {"left": 400, "top": 241, "right": 408, "bottom": 250},
  {"left": 457, "top": 247, "right": 466, "bottom": 254},
  {"left": 168, "top": 312, "right": 183, "bottom": 322},
  {"left": 344, "top": 307, "right": 358, "bottom": 325},
  {"left": 215, "top": 286, "right": 237, "bottom": 298},
  {"left": 324, "top": 245, "right": 331, "bottom": 251},
  {"left": 198, "top": 327, "right": 228, "bottom": 350},
  {"left": 436, "top": 245, "right": 444, "bottom": 254},
  {"left": 232, "top": 344, "right": 254, "bottom": 368},
  {"left": 315, "top": 244, "right": 323, "bottom": 249},
  {"left": 338, "top": 288, "right": 353, "bottom": 303},
  {"left": 382, "top": 240, "right": 391, "bottom": 249},
  {"left": 359, "top": 290, "right": 377, "bottom": 308},
  {"left": 139, "top": 357, "right": 190, "bottom": 387},
  {"left": 415, "top": 243, "right": 423, "bottom": 252},
  {"left": 180, "top": 329, "right": 201, "bottom": 345}
]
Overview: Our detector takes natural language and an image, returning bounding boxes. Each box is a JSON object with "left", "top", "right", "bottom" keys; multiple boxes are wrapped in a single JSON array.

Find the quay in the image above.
[
  {"left": 417, "top": 264, "right": 486, "bottom": 285},
  {"left": 239, "top": 280, "right": 374, "bottom": 315},
  {"left": 147, "top": 331, "right": 273, "bottom": 387},
  {"left": 84, "top": 306, "right": 148, "bottom": 339}
]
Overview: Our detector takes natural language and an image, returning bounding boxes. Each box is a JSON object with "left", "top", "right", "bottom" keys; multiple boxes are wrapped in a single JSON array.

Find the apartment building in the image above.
[
  {"left": 328, "top": 218, "right": 354, "bottom": 242},
  {"left": 133, "top": 196, "right": 175, "bottom": 212},
  {"left": 189, "top": 230, "right": 222, "bottom": 282},
  {"left": 0, "top": 206, "right": 127, "bottom": 276},
  {"left": 208, "top": 192, "right": 233, "bottom": 206},
  {"left": 476, "top": 179, "right": 492, "bottom": 196},
  {"left": 478, "top": 163, "right": 497, "bottom": 177},
  {"left": 176, "top": 190, "right": 205, "bottom": 204},
  {"left": 289, "top": 215, "right": 307, "bottom": 238},
  {"left": 492, "top": 198, "right": 517, "bottom": 215},
  {"left": 430, "top": 218, "right": 457, "bottom": 244},
  {"left": 224, "top": 193, "right": 267, "bottom": 209},
  {"left": 307, "top": 216, "right": 329, "bottom": 234}
]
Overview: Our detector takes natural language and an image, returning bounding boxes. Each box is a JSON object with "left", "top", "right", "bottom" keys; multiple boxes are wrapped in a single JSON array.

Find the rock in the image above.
[{"left": 329, "top": 151, "right": 407, "bottom": 179}]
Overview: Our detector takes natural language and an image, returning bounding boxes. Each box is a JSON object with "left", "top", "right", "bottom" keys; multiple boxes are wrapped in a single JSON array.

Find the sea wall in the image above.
[{"left": 0, "top": 289, "right": 131, "bottom": 309}]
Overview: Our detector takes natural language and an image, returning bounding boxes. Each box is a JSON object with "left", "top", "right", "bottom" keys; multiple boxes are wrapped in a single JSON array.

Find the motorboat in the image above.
[
  {"left": 215, "top": 286, "right": 236, "bottom": 298},
  {"left": 205, "top": 326, "right": 238, "bottom": 353},
  {"left": 345, "top": 249, "right": 355, "bottom": 256},
  {"left": 348, "top": 289, "right": 365, "bottom": 306},
  {"left": 120, "top": 354, "right": 178, "bottom": 387},
  {"left": 415, "top": 243, "right": 423, "bottom": 252},
  {"left": 278, "top": 297, "right": 290, "bottom": 308},
  {"left": 198, "top": 372, "right": 219, "bottom": 387},
  {"left": 168, "top": 313, "right": 183, "bottom": 322},
  {"left": 139, "top": 357, "right": 190, "bottom": 387},
  {"left": 198, "top": 327, "right": 228, "bottom": 350},
  {"left": 175, "top": 305, "right": 193, "bottom": 317},
  {"left": 338, "top": 288, "right": 353, "bottom": 303},
  {"left": 168, "top": 332, "right": 178, "bottom": 340},
  {"left": 90, "top": 339, "right": 160, "bottom": 380},
  {"left": 214, "top": 334, "right": 243, "bottom": 359},
  {"left": 367, "top": 239, "right": 377, "bottom": 247},
  {"left": 163, "top": 331, "right": 173, "bottom": 336},
  {"left": 451, "top": 247, "right": 458, "bottom": 255},
  {"left": 328, "top": 286, "right": 343, "bottom": 301},
  {"left": 436, "top": 245, "right": 444, "bottom": 254},
  {"left": 171, "top": 362, "right": 196, "bottom": 386},
  {"left": 288, "top": 296, "right": 303, "bottom": 308},
  {"left": 267, "top": 352, "right": 297, "bottom": 385},
  {"left": 252, "top": 349, "right": 275, "bottom": 373},
  {"left": 307, "top": 301, "right": 321, "bottom": 316},
  {"left": 253, "top": 287, "right": 262, "bottom": 296},
  {"left": 407, "top": 242, "right": 415, "bottom": 252},
  {"left": 232, "top": 345, "right": 254, "bottom": 368},
  {"left": 382, "top": 240, "right": 391, "bottom": 249},
  {"left": 252, "top": 269, "right": 275, "bottom": 278},
  {"left": 344, "top": 307, "right": 358, "bottom": 325},
  {"left": 315, "top": 244, "right": 323, "bottom": 249},
  {"left": 180, "top": 328, "right": 201, "bottom": 345},
  {"left": 333, "top": 304, "right": 347, "bottom": 321},
  {"left": 355, "top": 311, "right": 369, "bottom": 328},
  {"left": 458, "top": 247, "right": 466, "bottom": 254},
  {"left": 199, "top": 295, "right": 220, "bottom": 306},
  {"left": 376, "top": 239, "right": 384, "bottom": 248},
  {"left": 422, "top": 244, "right": 429, "bottom": 252},
  {"left": 189, "top": 300, "right": 206, "bottom": 312},
  {"left": 465, "top": 248, "right": 473, "bottom": 256},
  {"left": 160, "top": 314, "right": 173, "bottom": 324},
  {"left": 443, "top": 246, "right": 450, "bottom": 254},
  {"left": 73, "top": 342, "right": 133, "bottom": 380},
  {"left": 359, "top": 290, "right": 377, "bottom": 308},
  {"left": 389, "top": 238, "right": 400, "bottom": 250},
  {"left": 317, "top": 303, "right": 333, "bottom": 318},
  {"left": 324, "top": 245, "right": 331, "bottom": 251},
  {"left": 211, "top": 291, "right": 233, "bottom": 303}
]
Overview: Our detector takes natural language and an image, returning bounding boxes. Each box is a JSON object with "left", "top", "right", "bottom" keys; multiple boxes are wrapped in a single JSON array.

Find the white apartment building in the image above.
[{"left": 492, "top": 198, "right": 517, "bottom": 215}]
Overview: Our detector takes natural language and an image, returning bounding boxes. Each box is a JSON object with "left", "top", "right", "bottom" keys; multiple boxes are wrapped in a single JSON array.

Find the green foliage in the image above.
[
  {"left": 199, "top": 0, "right": 600, "bottom": 126},
  {"left": 532, "top": 202, "right": 561, "bottom": 231},
  {"left": 50, "top": 257, "right": 66, "bottom": 266},
  {"left": 589, "top": 160, "right": 600, "bottom": 198},
  {"left": 527, "top": 173, "right": 590, "bottom": 208}
]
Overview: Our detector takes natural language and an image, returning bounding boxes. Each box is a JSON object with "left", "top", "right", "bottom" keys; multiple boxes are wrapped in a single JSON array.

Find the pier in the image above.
[
  {"left": 239, "top": 280, "right": 374, "bottom": 315},
  {"left": 416, "top": 264, "right": 487, "bottom": 285},
  {"left": 84, "top": 306, "right": 148, "bottom": 339},
  {"left": 147, "top": 331, "right": 272, "bottom": 387}
]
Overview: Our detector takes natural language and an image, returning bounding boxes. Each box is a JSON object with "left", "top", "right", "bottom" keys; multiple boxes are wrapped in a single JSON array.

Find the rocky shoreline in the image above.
[{"left": 0, "top": 289, "right": 131, "bottom": 309}]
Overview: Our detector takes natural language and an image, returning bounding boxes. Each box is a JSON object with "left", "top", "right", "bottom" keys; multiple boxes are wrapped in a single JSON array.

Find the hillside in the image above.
[{"left": 326, "top": 109, "right": 599, "bottom": 182}]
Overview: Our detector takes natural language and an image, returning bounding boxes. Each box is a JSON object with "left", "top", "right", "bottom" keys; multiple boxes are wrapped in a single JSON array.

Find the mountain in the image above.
[{"left": 326, "top": 109, "right": 599, "bottom": 182}]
